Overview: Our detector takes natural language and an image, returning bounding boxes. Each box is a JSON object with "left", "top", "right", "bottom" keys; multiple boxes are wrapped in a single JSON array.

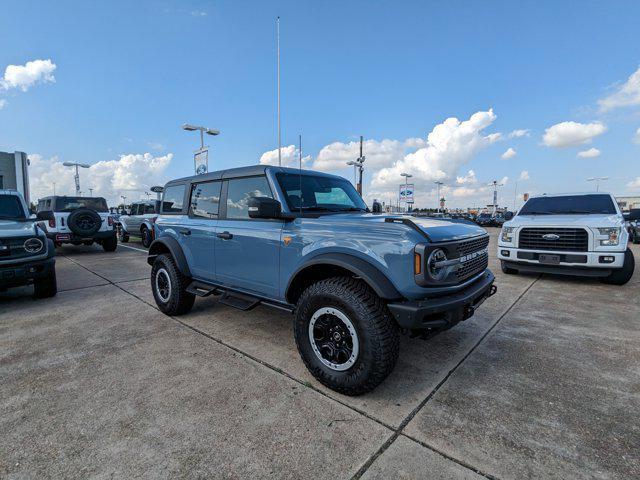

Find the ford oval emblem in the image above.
[{"left": 542, "top": 233, "right": 560, "bottom": 240}]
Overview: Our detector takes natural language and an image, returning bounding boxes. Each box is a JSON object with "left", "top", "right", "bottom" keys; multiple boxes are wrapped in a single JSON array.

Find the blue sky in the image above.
[{"left": 1, "top": 0, "right": 639, "bottom": 208}]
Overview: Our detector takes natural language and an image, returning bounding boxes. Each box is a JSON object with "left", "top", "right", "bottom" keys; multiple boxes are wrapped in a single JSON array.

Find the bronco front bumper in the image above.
[
  {"left": 0, "top": 257, "right": 55, "bottom": 289},
  {"left": 387, "top": 270, "right": 496, "bottom": 331}
]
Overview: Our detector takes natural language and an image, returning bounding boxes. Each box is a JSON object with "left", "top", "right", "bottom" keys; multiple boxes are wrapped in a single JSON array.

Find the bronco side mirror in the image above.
[
  {"left": 248, "top": 196, "right": 283, "bottom": 219},
  {"left": 36, "top": 211, "right": 55, "bottom": 222},
  {"left": 504, "top": 211, "right": 514, "bottom": 220}
]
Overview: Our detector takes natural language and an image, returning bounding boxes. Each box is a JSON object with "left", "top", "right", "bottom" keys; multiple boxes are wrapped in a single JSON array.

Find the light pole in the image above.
[
  {"left": 434, "top": 181, "right": 444, "bottom": 213},
  {"left": 182, "top": 123, "right": 220, "bottom": 174},
  {"left": 401, "top": 173, "right": 413, "bottom": 212},
  {"left": 346, "top": 136, "right": 365, "bottom": 195},
  {"left": 120, "top": 195, "right": 127, "bottom": 207},
  {"left": 89, "top": 188, "right": 93, "bottom": 197},
  {"left": 62, "top": 162, "right": 90, "bottom": 195},
  {"left": 587, "top": 176, "right": 609, "bottom": 192},
  {"left": 489, "top": 180, "right": 504, "bottom": 215}
]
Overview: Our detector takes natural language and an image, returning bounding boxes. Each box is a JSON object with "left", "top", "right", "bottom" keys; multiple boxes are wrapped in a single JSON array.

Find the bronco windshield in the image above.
[
  {"left": 276, "top": 173, "right": 368, "bottom": 213},
  {"left": 0, "top": 194, "right": 27, "bottom": 220},
  {"left": 519, "top": 194, "right": 616, "bottom": 215},
  {"left": 54, "top": 197, "right": 109, "bottom": 212}
]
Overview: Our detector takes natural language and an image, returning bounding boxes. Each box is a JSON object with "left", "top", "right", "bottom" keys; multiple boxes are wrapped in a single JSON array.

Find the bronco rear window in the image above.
[
  {"left": 54, "top": 197, "right": 108, "bottom": 212},
  {"left": 519, "top": 194, "right": 616, "bottom": 215}
]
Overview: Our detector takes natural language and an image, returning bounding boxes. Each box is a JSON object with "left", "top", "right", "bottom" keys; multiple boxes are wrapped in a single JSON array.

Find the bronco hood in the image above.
[
  {"left": 395, "top": 216, "right": 486, "bottom": 242},
  {"left": 0, "top": 219, "right": 38, "bottom": 236}
]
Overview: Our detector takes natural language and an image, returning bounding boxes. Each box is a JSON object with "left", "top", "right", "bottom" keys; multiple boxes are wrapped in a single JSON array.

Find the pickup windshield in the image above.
[
  {"left": 519, "top": 194, "right": 616, "bottom": 215},
  {"left": 0, "top": 194, "right": 27, "bottom": 220},
  {"left": 276, "top": 173, "right": 368, "bottom": 213},
  {"left": 54, "top": 197, "right": 109, "bottom": 212}
]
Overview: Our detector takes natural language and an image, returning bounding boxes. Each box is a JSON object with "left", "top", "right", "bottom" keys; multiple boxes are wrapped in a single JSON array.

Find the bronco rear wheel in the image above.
[
  {"left": 294, "top": 277, "right": 399, "bottom": 396},
  {"left": 151, "top": 253, "right": 195, "bottom": 315},
  {"left": 141, "top": 226, "right": 152, "bottom": 248}
]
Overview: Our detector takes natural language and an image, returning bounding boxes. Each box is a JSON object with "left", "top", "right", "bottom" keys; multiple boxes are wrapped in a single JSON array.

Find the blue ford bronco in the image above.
[
  {"left": 0, "top": 189, "right": 57, "bottom": 298},
  {"left": 147, "top": 165, "right": 496, "bottom": 395}
]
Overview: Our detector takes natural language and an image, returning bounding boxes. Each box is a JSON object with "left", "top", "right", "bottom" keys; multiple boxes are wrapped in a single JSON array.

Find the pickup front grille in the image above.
[{"left": 518, "top": 227, "right": 588, "bottom": 252}]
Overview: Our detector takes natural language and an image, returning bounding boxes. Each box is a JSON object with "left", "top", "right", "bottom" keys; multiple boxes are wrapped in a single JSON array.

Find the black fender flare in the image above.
[
  {"left": 286, "top": 253, "right": 402, "bottom": 302},
  {"left": 147, "top": 237, "right": 192, "bottom": 277}
]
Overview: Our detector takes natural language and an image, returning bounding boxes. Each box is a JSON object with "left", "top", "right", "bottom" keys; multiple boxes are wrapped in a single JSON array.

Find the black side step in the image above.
[
  {"left": 186, "top": 281, "right": 218, "bottom": 297},
  {"left": 218, "top": 292, "right": 260, "bottom": 311}
]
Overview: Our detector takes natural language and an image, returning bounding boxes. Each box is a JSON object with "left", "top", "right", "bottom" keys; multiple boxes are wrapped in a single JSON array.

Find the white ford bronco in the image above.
[
  {"left": 498, "top": 192, "right": 636, "bottom": 285},
  {"left": 36, "top": 195, "right": 118, "bottom": 251}
]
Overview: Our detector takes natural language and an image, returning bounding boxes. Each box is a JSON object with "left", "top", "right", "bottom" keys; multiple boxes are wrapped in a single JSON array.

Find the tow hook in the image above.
[{"left": 489, "top": 284, "right": 498, "bottom": 297}]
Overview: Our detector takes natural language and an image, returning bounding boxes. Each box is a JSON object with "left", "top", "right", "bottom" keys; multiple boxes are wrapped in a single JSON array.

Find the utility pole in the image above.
[
  {"left": 62, "top": 162, "right": 90, "bottom": 196},
  {"left": 53, "top": 182, "right": 56, "bottom": 196},
  {"left": 346, "top": 136, "right": 365, "bottom": 195},
  {"left": 434, "top": 181, "right": 444, "bottom": 213},
  {"left": 277, "top": 16, "right": 281, "bottom": 166}
]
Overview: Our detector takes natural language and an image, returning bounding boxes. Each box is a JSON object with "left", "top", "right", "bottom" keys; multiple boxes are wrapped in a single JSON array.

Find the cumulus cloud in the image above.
[
  {"left": 508, "top": 129, "right": 530, "bottom": 138},
  {"left": 598, "top": 66, "right": 640, "bottom": 112},
  {"left": 371, "top": 109, "right": 500, "bottom": 190},
  {"left": 519, "top": 170, "right": 530, "bottom": 181},
  {"left": 259, "top": 145, "right": 311, "bottom": 168},
  {"left": 28, "top": 152, "right": 173, "bottom": 206},
  {"left": 1, "top": 59, "right": 56, "bottom": 92},
  {"left": 501, "top": 147, "right": 517, "bottom": 160},
  {"left": 634, "top": 127, "right": 640, "bottom": 144},
  {"left": 312, "top": 139, "right": 406, "bottom": 171},
  {"left": 577, "top": 147, "right": 601, "bottom": 158},
  {"left": 628, "top": 177, "right": 640, "bottom": 189},
  {"left": 456, "top": 170, "right": 477, "bottom": 185},
  {"left": 0, "top": 99, "right": 6, "bottom": 110},
  {"left": 542, "top": 121, "right": 607, "bottom": 148}
]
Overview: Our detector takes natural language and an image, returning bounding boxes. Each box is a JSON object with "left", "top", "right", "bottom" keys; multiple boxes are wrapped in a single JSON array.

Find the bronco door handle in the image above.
[
  {"left": 217, "top": 231, "right": 233, "bottom": 240},
  {"left": 179, "top": 229, "right": 191, "bottom": 236}
]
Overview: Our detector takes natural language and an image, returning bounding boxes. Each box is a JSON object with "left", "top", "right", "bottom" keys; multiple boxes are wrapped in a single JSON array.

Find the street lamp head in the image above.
[
  {"left": 182, "top": 123, "right": 198, "bottom": 131},
  {"left": 346, "top": 161, "right": 357, "bottom": 166},
  {"left": 400, "top": 173, "right": 413, "bottom": 178},
  {"left": 62, "top": 162, "right": 90, "bottom": 168},
  {"left": 205, "top": 128, "right": 220, "bottom": 136}
]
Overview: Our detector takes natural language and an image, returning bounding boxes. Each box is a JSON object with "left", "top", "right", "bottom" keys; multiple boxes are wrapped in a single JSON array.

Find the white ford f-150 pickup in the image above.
[{"left": 497, "top": 192, "right": 636, "bottom": 285}]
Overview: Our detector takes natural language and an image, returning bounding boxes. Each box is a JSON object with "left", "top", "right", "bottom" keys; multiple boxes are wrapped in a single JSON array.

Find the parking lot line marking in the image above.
[
  {"left": 117, "top": 244, "right": 148, "bottom": 254},
  {"left": 351, "top": 274, "right": 542, "bottom": 480}
]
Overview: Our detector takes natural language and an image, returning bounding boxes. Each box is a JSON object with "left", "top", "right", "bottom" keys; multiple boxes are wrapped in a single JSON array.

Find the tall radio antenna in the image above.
[{"left": 277, "top": 16, "right": 281, "bottom": 166}]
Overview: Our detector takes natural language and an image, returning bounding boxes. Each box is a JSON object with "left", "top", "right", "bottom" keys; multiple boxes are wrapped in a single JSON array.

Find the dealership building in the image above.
[
  {"left": 616, "top": 196, "right": 640, "bottom": 211},
  {"left": 0, "top": 151, "right": 30, "bottom": 202}
]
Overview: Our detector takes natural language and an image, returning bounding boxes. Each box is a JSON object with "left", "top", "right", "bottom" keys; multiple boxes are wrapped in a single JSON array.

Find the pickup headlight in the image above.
[
  {"left": 597, "top": 227, "right": 620, "bottom": 246},
  {"left": 501, "top": 226, "right": 515, "bottom": 243}
]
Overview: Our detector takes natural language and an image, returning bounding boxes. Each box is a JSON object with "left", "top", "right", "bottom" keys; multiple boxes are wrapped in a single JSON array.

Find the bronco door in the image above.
[{"left": 215, "top": 175, "right": 282, "bottom": 298}]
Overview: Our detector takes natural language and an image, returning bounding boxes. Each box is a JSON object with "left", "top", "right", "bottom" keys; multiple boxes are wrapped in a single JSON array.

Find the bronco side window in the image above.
[
  {"left": 190, "top": 181, "right": 222, "bottom": 219},
  {"left": 162, "top": 185, "right": 186, "bottom": 214},
  {"left": 225, "top": 176, "right": 273, "bottom": 219}
]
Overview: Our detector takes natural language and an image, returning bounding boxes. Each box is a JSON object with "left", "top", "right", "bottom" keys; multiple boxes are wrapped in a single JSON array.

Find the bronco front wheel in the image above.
[
  {"left": 151, "top": 254, "right": 195, "bottom": 315},
  {"left": 294, "top": 277, "right": 399, "bottom": 396}
]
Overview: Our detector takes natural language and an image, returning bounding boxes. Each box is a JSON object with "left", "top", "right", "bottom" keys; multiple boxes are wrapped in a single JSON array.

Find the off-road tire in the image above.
[
  {"left": 633, "top": 232, "right": 640, "bottom": 245},
  {"left": 141, "top": 226, "right": 152, "bottom": 248},
  {"left": 67, "top": 208, "right": 102, "bottom": 236},
  {"left": 117, "top": 226, "right": 129, "bottom": 243},
  {"left": 151, "top": 253, "right": 195, "bottom": 315},
  {"left": 501, "top": 260, "right": 518, "bottom": 275},
  {"left": 102, "top": 234, "right": 118, "bottom": 252},
  {"left": 33, "top": 270, "right": 57, "bottom": 299},
  {"left": 294, "top": 276, "right": 399, "bottom": 396},
  {"left": 601, "top": 249, "right": 635, "bottom": 285}
]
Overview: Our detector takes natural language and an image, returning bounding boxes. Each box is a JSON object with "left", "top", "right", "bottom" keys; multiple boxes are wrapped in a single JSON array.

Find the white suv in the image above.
[
  {"left": 498, "top": 192, "right": 635, "bottom": 285},
  {"left": 116, "top": 200, "right": 158, "bottom": 248},
  {"left": 36, "top": 195, "right": 117, "bottom": 252}
]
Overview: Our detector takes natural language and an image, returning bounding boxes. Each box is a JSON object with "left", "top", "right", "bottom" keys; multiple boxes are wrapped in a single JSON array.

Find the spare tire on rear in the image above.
[{"left": 67, "top": 208, "right": 102, "bottom": 236}]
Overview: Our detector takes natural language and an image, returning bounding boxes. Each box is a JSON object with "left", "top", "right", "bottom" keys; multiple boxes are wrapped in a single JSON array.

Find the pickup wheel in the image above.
[
  {"left": 151, "top": 253, "right": 195, "bottom": 315},
  {"left": 500, "top": 260, "right": 518, "bottom": 275},
  {"left": 601, "top": 249, "right": 635, "bottom": 285},
  {"left": 141, "top": 226, "right": 152, "bottom": 248},
  {"left": 33, "top": 270, "right": 57, "bottom": 299},
  {"left": 102, "top": 234, "right": 118, "bottom": 252},
  {"left": 117, "top": 226, "right": 129, "bottom": 243},
  {"left": 294, "top": 277, "right": 399, "bottom": 396}
]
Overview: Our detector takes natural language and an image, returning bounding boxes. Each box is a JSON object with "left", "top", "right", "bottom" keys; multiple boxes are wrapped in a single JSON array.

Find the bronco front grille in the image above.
[
  {"left": 0, "top": 237, "right": 38, "bottom": 261},
  {"left": 457, "top": 235, "right": 490, "bottom": 257},
  {"left": 456, "top": 250, "right": 489, "bottom": 281},
  {"left": 518, "top": 227, "right": 588, "bottom": 252}
]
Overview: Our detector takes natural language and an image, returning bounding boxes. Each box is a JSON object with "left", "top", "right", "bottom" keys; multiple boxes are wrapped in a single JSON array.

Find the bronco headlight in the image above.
[
  {"left": 426, "top": 249, "right": 448, "bottom": 282},
  {"left": 501, "top": 226, "right": 515, "bottom": 243},
  {"left": 597, "top": 227, "right": 620, "bottom": 246},
  {"left": 24, "top": 237, "right": 44, "bottom": 254}
]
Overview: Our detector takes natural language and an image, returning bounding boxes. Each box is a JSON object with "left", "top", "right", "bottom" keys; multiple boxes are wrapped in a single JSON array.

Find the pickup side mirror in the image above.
[
  {"left": 623, "top": 209, "right": 640, "bottom": 221},
  {"left": 504, "top": 211, "right": 514, "bottom": 221},
  {"left": 248, "top": 197, "right": 282, "bottom": 219},
  {"left": 36, "top": 211, "right": 55, "bottom": 222}
]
